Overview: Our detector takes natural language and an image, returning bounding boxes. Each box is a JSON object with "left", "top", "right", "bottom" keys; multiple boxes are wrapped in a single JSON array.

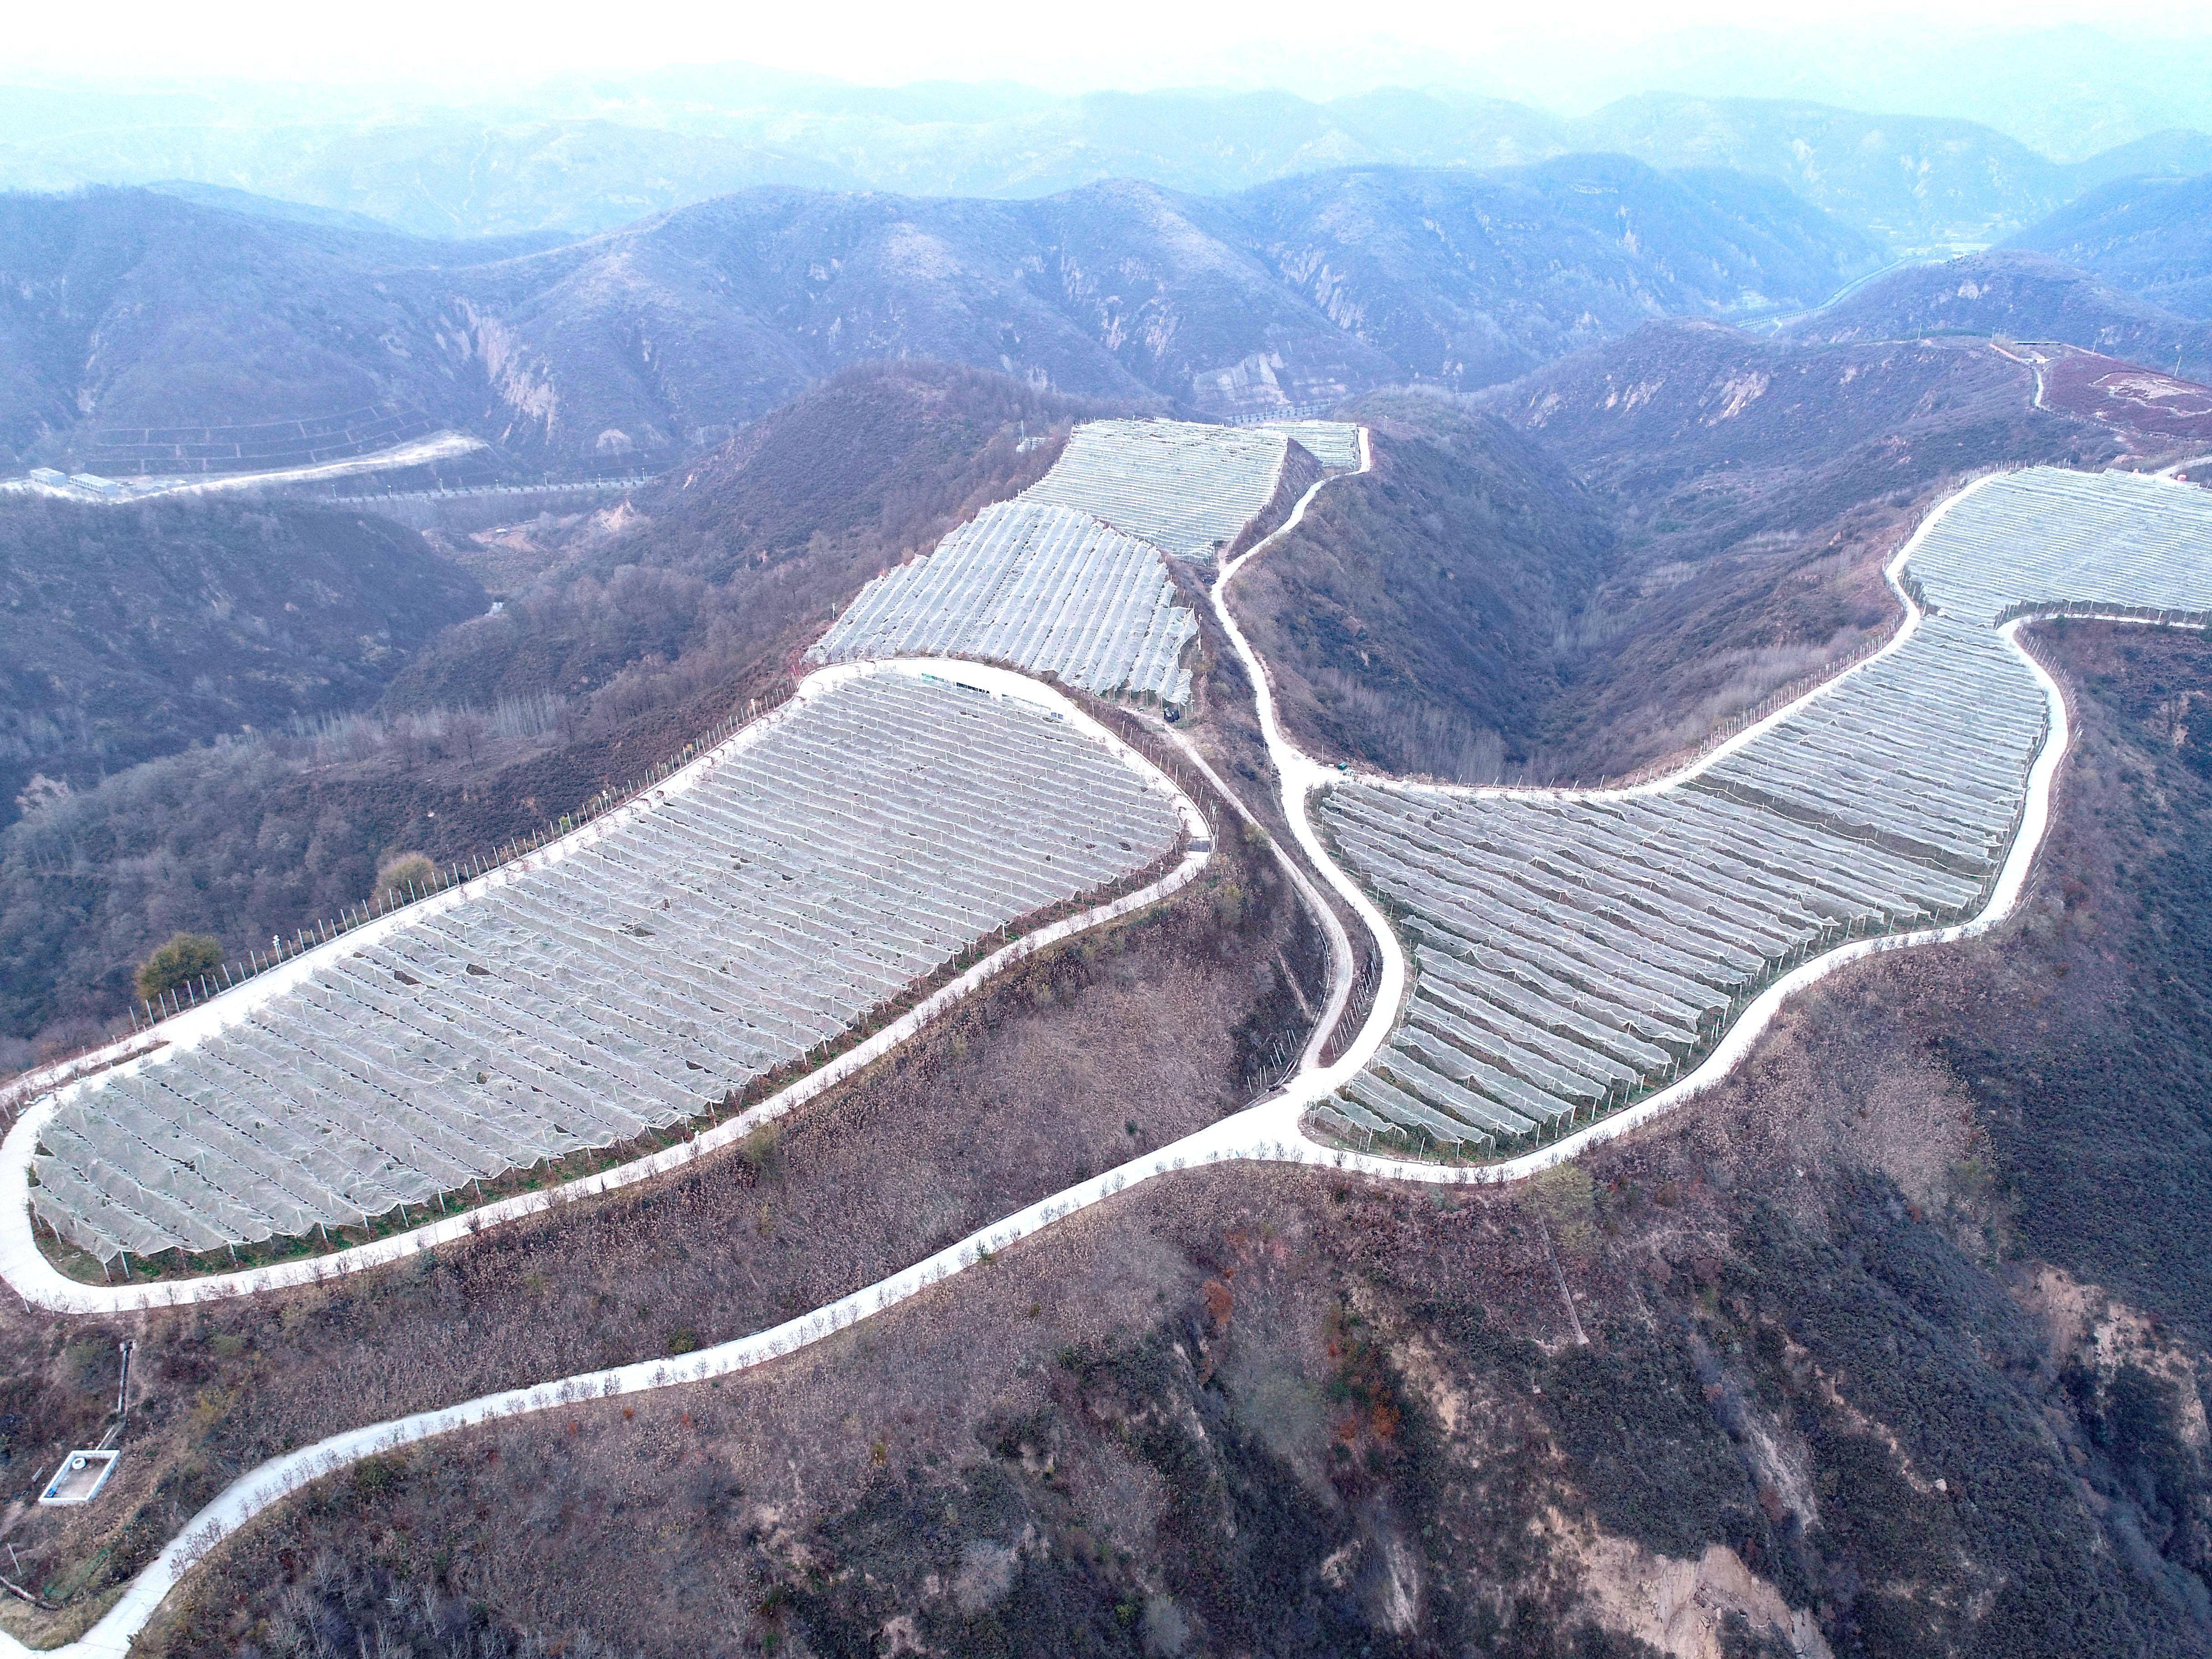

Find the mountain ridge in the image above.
[
  {"left": 5, "top": 83, "right": 2204, "bottom": 249},
  {"left": 2006, "top": 171, "right": 2212, "bottom": 320},
  {"left": 0, "top": 161, "right": 1880, "bottom": 470},
  {"left": 1782, "top": 250, "right": 2212, "bottom": 384}
]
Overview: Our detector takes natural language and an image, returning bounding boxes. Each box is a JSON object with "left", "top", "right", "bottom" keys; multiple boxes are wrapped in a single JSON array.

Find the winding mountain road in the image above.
[{"left": 5, "top": 434, "right": 2207, "bottom": 1657}]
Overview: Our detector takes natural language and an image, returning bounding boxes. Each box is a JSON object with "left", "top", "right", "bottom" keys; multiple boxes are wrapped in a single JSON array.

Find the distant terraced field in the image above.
[{"left": 73, "top": 404, "right": 444, "bottom": 478}]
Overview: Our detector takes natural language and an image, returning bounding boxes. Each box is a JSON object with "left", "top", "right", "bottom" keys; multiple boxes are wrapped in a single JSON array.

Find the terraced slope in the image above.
[
  {"left": 1908, "top": 467, "right": 2212, "bottom": 623},
  {"left": 809, "top": 500, "right": 1197, "bottom": 704},
  {"left": 1315, "top": 467, "right": 2212, "bottom": 1156},
  {"left": 31, "top": 669, "right": 1185, "bottom": 1264},
  {"left": 1260, "top": 419, "right": 1364, "bottom": 471},
  {"left": 810, "top": 419, "right": 1360, "bottom": 704},
  {"left": 77, "top": 404, "right": 445, "bottom": 479},
  {"left": 1023, "top": 420, "right": 1295, "bottom": 558}
]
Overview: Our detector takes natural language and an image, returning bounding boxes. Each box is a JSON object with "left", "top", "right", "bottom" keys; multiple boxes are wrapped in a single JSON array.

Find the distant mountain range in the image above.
[
  {"left": 1494, "top": 23, "right": 2212, "bottom": 166},
  {"left": 3, "top": 80, "right": 2207, "bottom": 252},
  {"left": 1572, "top": 97, "right": 2212, "bottom": 255},
  {"left": 0, "top": 160, "right": 1880, "bottom": 470},
  {"left": 1784, "top": 251, "right": 2212, "bottom": 384},
  {"left": 2006, "top": 172, "right": 2212, "bottom": 320}
]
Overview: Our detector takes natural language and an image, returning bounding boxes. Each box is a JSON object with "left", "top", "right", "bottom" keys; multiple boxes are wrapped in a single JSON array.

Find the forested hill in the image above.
[
  {"left": 0, "top": 362, "right": 1092, "bottom": 1063},
  {"left": 0, "top": 496, "right": 483, "bottom": 829},
  {"left": 0, "top": 161, "right": 1877, "bottom": 473},
  {"left": 2007, "top": 170, "right": 2212, "bottom": 319},
  {"left": 0, "top": 189, "right": 547, "bottom": 472},
  {"left": 1785, "top": 251, "right": 2212, "bottom": 382}
]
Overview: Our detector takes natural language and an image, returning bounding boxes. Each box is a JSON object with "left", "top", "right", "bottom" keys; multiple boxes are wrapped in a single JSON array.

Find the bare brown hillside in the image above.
[
  {"left": 0, "top": 497, "right": 484, "bottom": 830},
  {"left": 2039, "top": 349, "right": 2212, "bottom": 450},
  {"left": 6, "top": 607, "right": 2202, "bottom": 1659},
  {"left": 1235, "top": 327, "right": 2120, "bottom": 785},
  {"left": 0, "top": 363, "right": 1108, "bottom": 1066}
]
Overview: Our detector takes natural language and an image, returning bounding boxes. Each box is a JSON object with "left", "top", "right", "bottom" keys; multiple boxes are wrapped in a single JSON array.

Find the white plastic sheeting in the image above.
[
  {"left": 1907, "top": 466, "right": 2212, "bottom": 625},
  {"left": 33, "top": 673, "right": 1184, "bottom": 1262},
  {"left": 1024, "top": 419, "right": 1290, "bottom": 558},
  {"left": 807, "top": 417, "right": 1331, "bottom": 702},
  {"left": 809, "top": 499, "right": 1196, "bottom": 703},
  {"left": 1261, "top": 420, "right": 1362, "bottom": 472},
  {"left": 1314, "top": 468, "right": 2212, "bottom": 1153}
]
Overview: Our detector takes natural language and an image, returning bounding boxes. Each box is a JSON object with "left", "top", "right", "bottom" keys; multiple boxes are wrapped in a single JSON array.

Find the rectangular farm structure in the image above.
[{"left": 812, "top": 499, "right": 1198, "bottom": 703}]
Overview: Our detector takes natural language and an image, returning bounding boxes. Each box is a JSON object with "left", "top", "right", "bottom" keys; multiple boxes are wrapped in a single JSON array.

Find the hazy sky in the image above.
[{"left": 25, "top": 0, "right": 2212, "bottom": 97}]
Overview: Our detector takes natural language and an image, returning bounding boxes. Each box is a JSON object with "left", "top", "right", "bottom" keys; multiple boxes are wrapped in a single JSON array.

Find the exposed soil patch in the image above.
[{"left": 2039, "top": 347, "right": 2212, "bottom": 451}]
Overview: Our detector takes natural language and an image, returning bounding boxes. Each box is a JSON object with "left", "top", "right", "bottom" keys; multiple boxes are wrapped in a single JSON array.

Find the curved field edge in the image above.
[
  {"left": 0, "top": 587, "right": 2070, "bottom": 1658},
  {"left": 0, "top": 658, "right": 1213, "bottom": 1317},
  {"left": 0, "top": 449, "right": 2158, "bottom": 1659},
  {"left": 1266, "top": 468, "right": 2142, "bottom": 1178},
  {"left": 1278, "top": 610, "right": 2075, "bottom": 1184},
  {"left": 1320, "top": 467, "right": 2009, "bottom": 807}
]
